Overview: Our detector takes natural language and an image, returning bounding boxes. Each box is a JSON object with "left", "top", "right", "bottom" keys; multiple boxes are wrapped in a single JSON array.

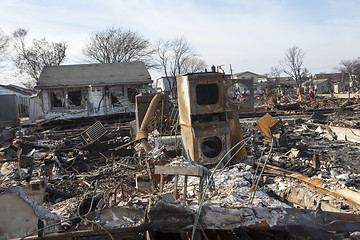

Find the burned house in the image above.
[
  {"left": 35, "top": 62, "right": 152, "bottom": 120},
  {"left": 232, "top": 71, "right": 266, "bottom": 95},
  {"left": 0, "top": 84, "right": 35, "bottom": 122},
  {"left": 313, "top": 73, "right": 348, "bottom": 93},
  {"left": 303, "top": 78, "right": 333, "bottom": 94}
]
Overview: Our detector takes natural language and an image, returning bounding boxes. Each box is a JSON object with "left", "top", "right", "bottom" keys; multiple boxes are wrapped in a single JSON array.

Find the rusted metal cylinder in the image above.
[{"left": 136, "top": 94, "right": 166, "bottom": 153}]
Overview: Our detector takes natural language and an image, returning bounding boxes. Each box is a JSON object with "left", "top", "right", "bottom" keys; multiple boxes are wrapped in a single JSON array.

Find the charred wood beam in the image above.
[
  {"left": 25, "top": 226, "right": 146, "bottom": 240},
  {"left": 238, "top": 108, "right": 336, "bottom": 119},
  {"left": 254, "top": 161, "right": 360, "bottom": 207},
  {"left": 25, "top": 206, "right": 360, "bottom": 239},
  {"left": 263, "top": 208, "right": 360, "bottom": 232}
]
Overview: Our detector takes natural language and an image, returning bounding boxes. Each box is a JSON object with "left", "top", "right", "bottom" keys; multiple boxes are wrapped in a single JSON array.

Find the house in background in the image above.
[
  {"left": 265, "top": 77, "right": 297, "bottom": 97},
  {"left": 232, "top": 71, "right": 266, "bottom": 94},
  {"left": 302, "top": 78, "right": 333, "bottom": 94},
  {"left": 0, "top": 84, "right": 35, "bottom": 122},
  {"left": 266, "top": 77, "right": 297, "bottom": 89},
  {"left": 313, "top": 73, "right": 345, "bottom": 82},
  {"left": 314, "top": 79, "right": 333, "bottom": 93},
  {"left": 313, "top": 73, "right": 347, "bottom": 93},
  {"left": 153, "top": 76, "right": 176, "bottom": 98},
  {"left": 34, "top": 62, "right": 152, "bottom": 120},
  {"left": 334, "top": 82, "right": 346, "bottom": 94},
  {"left": 154, "top": 70, "right": 267, "bottom": 98}
]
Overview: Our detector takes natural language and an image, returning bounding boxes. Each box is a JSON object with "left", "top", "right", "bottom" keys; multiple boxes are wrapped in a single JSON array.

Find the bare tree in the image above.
[
  {"left": 156, "top": 37, "right": 207, "bottom": 97},
  {"left": 12, "top": 28, "right": 67, "bottom": 83},
  {"left": 182, "top": 57, "right": 207, "bottom": 73},
  {"left": 280, "top": 45, "right": 306, "bottom": 88},
  {"left": 270, "top": 66, "right": 281, "bottom": 82},
  {"left": 301, "top": 67, "right": 311, "bottom": 80},
  {"left": 338, "top": 59, "right": 360, "bottom": 86},
  {"left": 339, "top": 60, "right": 353, "bottom": 75},
  {"left": 0, "top": 29, "right": 10, "bottom": 65},
  {"left": 82, "top": 27, "right": 156, "bottom": 68}
]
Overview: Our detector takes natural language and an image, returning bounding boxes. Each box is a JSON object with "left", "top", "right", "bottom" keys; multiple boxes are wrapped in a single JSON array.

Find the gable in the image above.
[
  {"left": 234, "top": 71, "right": 260, "bottom": 78},
  {"left": 313, "top": 73, "right": 344, "bottom": 82}
]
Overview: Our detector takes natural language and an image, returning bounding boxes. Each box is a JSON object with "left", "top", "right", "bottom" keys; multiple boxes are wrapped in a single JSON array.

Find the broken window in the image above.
[
  {"left": 127, "top": 87, "right": 139, "bottom": 103},
  {"left": 67, "top": 89, "right": 82, "bottom": 107},
  {"left": 110, "top": 86, "right": 124, "bottom": 105},
  {"left": 51, "top": 90, "right": 65, "bottom": 108}
]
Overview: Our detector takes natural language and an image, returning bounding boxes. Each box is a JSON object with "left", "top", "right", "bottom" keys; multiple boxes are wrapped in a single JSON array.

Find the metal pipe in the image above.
[{"left": 136, "top": 94, "right": 166, "bottom": 153}]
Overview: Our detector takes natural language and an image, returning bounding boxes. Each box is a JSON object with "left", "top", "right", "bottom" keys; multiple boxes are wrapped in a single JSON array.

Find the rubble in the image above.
[
  {"left": 2, "top": 77, "right": 360, "bottom": 239},
  {"left": 0, "top": 186, "right": 60, "bottom": 240}
]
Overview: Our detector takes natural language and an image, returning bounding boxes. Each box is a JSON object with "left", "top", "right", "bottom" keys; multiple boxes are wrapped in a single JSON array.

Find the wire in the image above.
[
  {"left": 250, "top": 140, "right": 274, "bottom": 205},
  {"left": 20, "top": 182, "right": 100, "bottom": 239},
  {"left": 76, "top": 180, "right": 115, "bottom": 240},
  {"left": 21, "top": 180, "right": 114, "bottom": 240},
  {"left": 190, "top": 132, "right": 273, "bottom": 240},
  {"left": 249, "top": 132, "right": 273, "bottom": 204},
  {"left": 20, "top": 215, "right": 80, "bottom": 240},
  {"left": 160, "top": 99, "right": 164, "bottom": 137},
  {"left": 191, "top": 136, "right": 254, "bottom": 240},
  {"left": 250, "top": 147, "right": 266, "bottom": 188},
  {"left": 223, "top": 137, "right": 253, "bottom": 169}
]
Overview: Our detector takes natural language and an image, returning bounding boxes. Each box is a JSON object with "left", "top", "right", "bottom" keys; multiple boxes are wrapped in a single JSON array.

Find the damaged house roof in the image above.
[
  {"left": 36, "top": 61, "right": 152, "bottom": 89},
  {"left": 302, "top": 78, "right": 332, "bottom": 86},
  {"left": 313, "top": 73, "right": 345, "bottom": 82},
  {"left": 0, "top": 84, "right": 36, "bottom": 96}
]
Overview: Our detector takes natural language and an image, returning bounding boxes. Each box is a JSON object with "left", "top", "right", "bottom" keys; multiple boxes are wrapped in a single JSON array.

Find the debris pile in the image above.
[{"left": 1, "top": 91, "right": 360, "bottom": 239}]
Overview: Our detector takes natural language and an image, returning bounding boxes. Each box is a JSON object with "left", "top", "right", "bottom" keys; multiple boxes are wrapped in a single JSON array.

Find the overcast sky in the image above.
[{"left": 1, "top": 0, "right": 360, "bottom": 85}]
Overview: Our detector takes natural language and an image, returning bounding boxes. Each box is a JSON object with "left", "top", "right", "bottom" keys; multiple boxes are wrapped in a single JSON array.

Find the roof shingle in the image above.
[{"left": 37, "top": 62, "right": 152, "bottom": 89}]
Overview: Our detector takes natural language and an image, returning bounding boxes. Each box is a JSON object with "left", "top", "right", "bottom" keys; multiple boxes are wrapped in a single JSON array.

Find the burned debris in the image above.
[{"left": 1, "top": 70, "right": 360, "bottom": 240}]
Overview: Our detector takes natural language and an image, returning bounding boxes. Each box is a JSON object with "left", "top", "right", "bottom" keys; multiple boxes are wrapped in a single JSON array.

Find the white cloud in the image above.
[{"left": 1, "top": 0, "right": 360, "bottom": 84}]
